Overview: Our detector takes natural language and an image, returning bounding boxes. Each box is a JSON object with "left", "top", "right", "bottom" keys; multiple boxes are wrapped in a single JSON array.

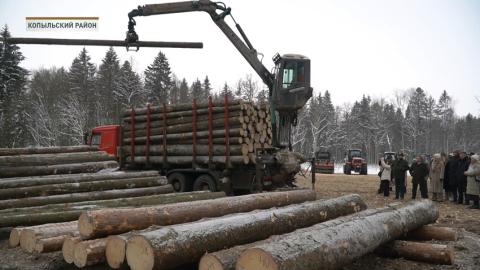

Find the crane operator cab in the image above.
[{"left": 271, "top": 53, "right": 313, "bottom": 148}]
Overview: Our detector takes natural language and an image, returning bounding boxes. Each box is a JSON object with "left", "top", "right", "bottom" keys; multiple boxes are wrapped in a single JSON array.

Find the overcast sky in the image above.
[{"left": 1, "top": 0, "right": 479, "bottom": 115}]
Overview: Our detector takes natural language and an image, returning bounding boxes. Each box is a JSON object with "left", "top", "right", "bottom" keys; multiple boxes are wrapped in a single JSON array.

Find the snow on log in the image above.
[
  {"left": 0, "top": 145, "right": 98, "bottom": 156},
  {"left": 125, "top": 194, "right": 367, "bottom": 270}
]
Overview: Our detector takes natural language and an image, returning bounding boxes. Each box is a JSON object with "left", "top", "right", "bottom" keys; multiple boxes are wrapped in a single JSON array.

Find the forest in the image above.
[{"left": 1, "top": 26, "right": 479, "bottom": 163}]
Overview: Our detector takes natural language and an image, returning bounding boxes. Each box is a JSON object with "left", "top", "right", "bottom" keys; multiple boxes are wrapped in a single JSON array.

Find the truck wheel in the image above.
[
  {"left": 344, "top": 164, "right": 351, "bottom": 175},
  {"left": 193, "top": 174, "right": 217, "bottom": 192},
  {"left": 361, "top": 166, "right": 368, "bottom": 175},
  {"left": 168, "top": 173, "right": 190, "bottom": 192}
]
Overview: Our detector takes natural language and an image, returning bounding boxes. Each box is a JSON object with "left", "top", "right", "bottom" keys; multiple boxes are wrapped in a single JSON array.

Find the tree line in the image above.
[{"left": 1, "top": 25, "right": 479, "bottom": 162}]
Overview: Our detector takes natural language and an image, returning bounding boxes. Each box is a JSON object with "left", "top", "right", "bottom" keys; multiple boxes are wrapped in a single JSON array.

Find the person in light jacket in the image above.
[
  {"left": 465, "top": 154, "right": 480, "bottom": 209},
  {"left": 430, "top": 153, "right": 445, "bottom": 201},
  {"left": 379, "top": 157, "right": 392, "bottom": 197}
]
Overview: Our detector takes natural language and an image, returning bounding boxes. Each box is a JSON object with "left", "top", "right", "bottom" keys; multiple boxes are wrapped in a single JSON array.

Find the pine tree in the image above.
[
  {"left": 178, "top": 78, "right": 190, "bottom": 103},
  {"left": 0, "top": 25, "right": 29, "bottom": 147},
  {"left": 96, "top": 47, "right": 120, "bottom": 123},
  {"left": 202, "top": 75, "right": 211, "bottom": 101},
  {"left": 220, "top": 82, "right": 234, "bottom": 100},
  {"left": 144, "top": 51, "right": 172, "bottom": 105},
  {"left": 115, "top": 60, "right": 143, "bottom": 110},
  {"left": 190, "top": 78, "right": 203, "bottom": 101},
  {"left": 435, "top": 90, "right": 454, "bottom": 152}
]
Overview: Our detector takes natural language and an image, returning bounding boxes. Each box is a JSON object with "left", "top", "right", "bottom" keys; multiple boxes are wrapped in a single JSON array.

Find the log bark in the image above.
[
  {"left": 122, "top": 100, "right": 246, "bottom": 116},
  {"left": 0, "top": 191, "right": 223, "bottom": 227},
  {"left": 63, "top": 236, "right": 82, "bottom": 264},
  {"left": 378, "top": 240, "right": 454, "bottom": 265},
  {"left": 235, "top": 200, "right": 439, "bottom": 270},
  {"left": 0, "top": 145, "right": 98, "bottom": 156},
  {"left": 0, "top": 151, "right": 113, "bottom": 167},
  {"left": 0, "top": 191, "right": 225, "bottom": 215},
  {"left": 73, "top": 238, "right": 108, "bottom": 268},
  {"left": 123, "top": 145, "right": 245, "bottom": 157},
  {"left": 79, "top": 189, "right": 317, "bottom": 239},
  {"left": 19, "top": 221, "right": 78, "bottom": 253},
  {"left": 0, "top": 176, "right": 167, "bottom": 199},
  {"left": 406, "top": 225, "right": 460, "bottom": 241},
  {"left": 0, "top": 171, "right": 160, "bottom": 189},
  {"left": 0, "top": 185, "right": 174, "bottom": 210},
  {"left": 9, "top": 227, "right": 24, "bottom": 247},
  {"left": 35, "top": 234, "right": 79, "bottom": 253},
  {"left": 0, "top": 160, "right": 119, "bottom": 178},
  {"left": 127, "top": 155, "right": 250, "bottom": 165},
  {"left": 125, "top": 194, "right": 367, "bottom": 270},
  {"left": 123, "top": 128, "right": 245, "bottom": 144}
]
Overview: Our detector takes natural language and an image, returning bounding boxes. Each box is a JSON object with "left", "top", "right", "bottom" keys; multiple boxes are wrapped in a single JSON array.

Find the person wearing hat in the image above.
[
  {"left": 430, "top": 153, "right": 445, "bottom": 201},
  {"left": 391, "top": 152, "right": 409, "bottom": 199},
  {"left": 465, "top": 154, "right": 480, "bottom": 209}
]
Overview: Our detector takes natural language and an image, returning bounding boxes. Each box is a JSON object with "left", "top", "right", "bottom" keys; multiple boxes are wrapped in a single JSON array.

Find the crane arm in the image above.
[{"left": 127, "top": 0, "right": 274, "bottom": 89}]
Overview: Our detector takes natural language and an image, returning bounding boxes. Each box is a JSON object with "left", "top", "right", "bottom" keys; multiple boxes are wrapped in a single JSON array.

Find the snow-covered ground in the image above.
[{"left": 301, "top": 162, "right": 380, "bottom": 175}]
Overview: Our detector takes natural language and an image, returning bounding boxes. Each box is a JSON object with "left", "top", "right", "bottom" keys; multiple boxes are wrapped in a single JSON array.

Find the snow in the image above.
[{"left": 301, "top": 162, "right": 381, "bottom": 175}]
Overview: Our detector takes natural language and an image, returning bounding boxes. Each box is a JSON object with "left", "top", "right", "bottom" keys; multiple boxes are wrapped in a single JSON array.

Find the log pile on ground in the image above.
[
  {"left": 0, "top": 145, "right": 118, "bottom": 178},
  {"left": 122, "top": 99, "right": 272, "bottom": 166}
]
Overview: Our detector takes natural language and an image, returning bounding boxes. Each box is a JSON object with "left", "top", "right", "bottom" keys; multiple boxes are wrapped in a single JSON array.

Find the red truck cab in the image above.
[{"left": 89, "top": 125, "right": 121, "bottom": 157}]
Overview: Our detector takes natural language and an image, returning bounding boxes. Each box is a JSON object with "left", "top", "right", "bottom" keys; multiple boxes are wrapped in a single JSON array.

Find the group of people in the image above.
[{"left": 378, "top": 151, "right": 480, "bottom": 209}]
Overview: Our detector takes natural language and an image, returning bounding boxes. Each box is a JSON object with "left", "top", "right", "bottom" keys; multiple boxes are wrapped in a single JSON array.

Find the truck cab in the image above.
[{"left": 88, "top": 125, "right": 121, "bottom": 157}]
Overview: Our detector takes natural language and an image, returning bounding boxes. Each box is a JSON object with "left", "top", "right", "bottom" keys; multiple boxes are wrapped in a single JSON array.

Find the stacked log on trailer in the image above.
[
  {"left": 0, "top": 145, "right": 118, "bottom": 178},
  {"left": 122, "top": 98, "right": 272, "bottom": 166}
]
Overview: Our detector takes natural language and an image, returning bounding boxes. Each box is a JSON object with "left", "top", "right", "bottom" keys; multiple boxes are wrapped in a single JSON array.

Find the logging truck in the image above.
[{"left": 86, "top": 0, "right": 313, "bottom": 194}]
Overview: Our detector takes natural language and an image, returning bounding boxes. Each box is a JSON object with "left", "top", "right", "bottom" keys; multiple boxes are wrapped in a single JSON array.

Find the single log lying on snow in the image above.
[
  {"left": 378, "top": 240, "right": 454, "bottom": 265},
  {"left": 74, "top": 238, "right": 108, "bottom": 268},
  {"left": 63, "top": 236, "right": 82, "bottom": 264},
  {"left": 235, "top": 200, "right": 439, "bottom": 270},
  {"left": 406, "top": 225, "right": 460, "bottom": 241},
  {"left": 0, "top": 171, "right": 160, "bottom": 189},
  {"left": 0, "top": 190, "right": 223, "bottom": 227},
  {"left": 0, "top": 160, "right": 119, "bottom": 178},
  {"left": 19, "top": 221, "right": 78, "bottom": 253},
  {"left": 0, "top": 185, "right": 174, "bottom": 210},
  {"left": 125, "top": 194, "right": 367, "bottom": 270},
  {"left": 35, "top": 234, "right": 79, "bottom": 253},
  {"left": 0, "top": 145, "right": 98, "bottom": 156},
  {"left": 79, "top": 189, "right": 316, "bottom": 239},
  {"left": 8, "top": 227, "right": 24, "bottom": 247},
  {"left": 0, "top": 151, "right": 113, "bottom": 167}
]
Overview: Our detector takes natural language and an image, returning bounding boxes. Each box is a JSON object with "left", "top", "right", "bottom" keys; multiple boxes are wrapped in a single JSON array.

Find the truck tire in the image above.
[
  {"left": 193, "top": 174, "right": 217, "bottom": 192},
  {"left": 344, "top": 164, "right": 351, "bottom": 175},
  {"left": 361, "top": 165, "right": 368, "bottom": 175},
  {"left": 168, "top": 172, "right": 191, "bottom": 192}
]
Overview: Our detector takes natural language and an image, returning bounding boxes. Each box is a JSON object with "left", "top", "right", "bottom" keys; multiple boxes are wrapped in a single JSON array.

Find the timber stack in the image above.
[{"left": 121, "top": 98, "right": 272, "bottom": 167}]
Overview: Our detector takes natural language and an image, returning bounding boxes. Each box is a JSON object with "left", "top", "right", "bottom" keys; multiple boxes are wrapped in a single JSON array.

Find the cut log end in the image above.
[
  {"left": 236, "top": 248, "right": 277, "bottom": 270},
  {"left": 199, "top": 254, "right": 224, "bottom": 270},
  {"left": 106, "top": 235, "right": 127, "bottom": 269},
  {"left": 78, "top": 212, "right": 94, "bottom": 238},
  {"left": 63, "top": 236, "right": 81, "bottom": 264},
  {"left": 19, "top": 229, "right": 37, "bottom": 253},
  {"left": 126, "top": 236, "right": 154, "bottom": 270},
  {"left": 73, "top": 242, "right": 89, "bottom": 268},
  {"left": 9, "top": 228, "right": 22, "bottom": 247}
]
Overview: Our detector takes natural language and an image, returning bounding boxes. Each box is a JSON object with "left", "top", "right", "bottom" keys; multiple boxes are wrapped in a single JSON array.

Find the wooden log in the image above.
[
  {"left": 123, "top": 145, "right": 245, "bottom": 157},
  {"left": 0, "top": 191, "right": 223, "bottom": 227},
  {"left": 378, "top": 240, "right": 454, "bottom": 265},
  {"left": 123, "top": 128, "right": 245, "bottom": 144},
  {"left": 9, "top": 227, "right": 24, "bottom": 247},
  {"left": 123, "top": 105, "right": 243, "bottom": 123},
  {"left": 0, "top": 176, "right": 167, "bottom": 199},
  {"left": 74, "top": 238, "right": 108, "bottom": 268},
  {"left": 0, "top": 145, "right": 98, "bottom": 156},
  {"left": 122, "top": 100, "right": 247, "bottom": 116},
  {"left": 235, "top": 200, "right": 439, "bottom": 270},
  {"left": 0, "top": 185, "right": 174, "bottom": 210},
  {"left": 78, "top": 189, "right": 317, "bottom": 239},
  {"left": 19, "top": 221, "right": 78, "bottom": 253},
  {"left": 406, "top": 225, "right": 460, "bottom": 241},
  {"left": 127, "top": 155, "right": 250, "bottom": 165},
  {"left": 0, "top": 171, "right": 160, "bottom": 189},
  {"left": 125, "top": 194, "right": 367, "bottom": 270},
  {"left": 0, "top": 191, "right": 225, "bottom": 216},
  {"left": 106, "top": 226, "right": 162, "bottom": 269},
  {"left": 35, "top": 234, "right": 79, "bottom": 253},
  {"left": 178, "top": 137, "right": 244, "bottom": 145},
  {"left": 0, "top": 151, "right": 113, "bottom": 167},
  {"left": 0, "top": 160, "right": 119, "bottom": 178},
  {"left": 63, "top": 236, "right": 82, "bottom": 264}
]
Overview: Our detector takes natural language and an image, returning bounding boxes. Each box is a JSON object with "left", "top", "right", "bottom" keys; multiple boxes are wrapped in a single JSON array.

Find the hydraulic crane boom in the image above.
[{"left": 127, "top": 0, "right": 312, "bottom": 149}]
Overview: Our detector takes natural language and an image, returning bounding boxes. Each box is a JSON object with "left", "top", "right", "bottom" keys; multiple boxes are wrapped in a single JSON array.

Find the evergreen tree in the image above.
[
  {"left": 435, "top": 90, "right": 454, "bottom": 152},
  {"left": 0, "top": 25, "right": 29, "bottom": 147},
  {"left": 190, "top": 78, "right": 203, "bottom": 101},
  {"left": 220, "top": 82, "right": 234, "bottom": 100},
  {"left": 202, "top": 75, "right": 211, "bottom": 101},
  {"left": 178, "top": 78, "right": 190, "bottom": 103},
  {"left": 96, "top": 47, "right": 120, "bottom": 123},
  {"left": 144, "top": 51, "right": 172, "bottom": 105},
  {"left": 115, "top": 60, "right": 143, "bottom": 110}
]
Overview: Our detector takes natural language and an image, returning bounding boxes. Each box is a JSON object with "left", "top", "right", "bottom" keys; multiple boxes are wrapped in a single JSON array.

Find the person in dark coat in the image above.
[
  {"left": 457, "top": 151, "right": 470, "bottom": 204},
  {"left": 444, "top": 151, "right": 459, "bottom": 202},
  {"left": 391, "top": 153, "right": 409, "bottom": 199},
  {"left": 410, "top": 155, "right": 430, "bottom": 199}
]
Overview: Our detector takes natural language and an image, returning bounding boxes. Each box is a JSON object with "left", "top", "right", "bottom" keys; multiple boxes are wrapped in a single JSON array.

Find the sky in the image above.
[{"left": 1, "top": 0, "right": 479, "bottom": 116}]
